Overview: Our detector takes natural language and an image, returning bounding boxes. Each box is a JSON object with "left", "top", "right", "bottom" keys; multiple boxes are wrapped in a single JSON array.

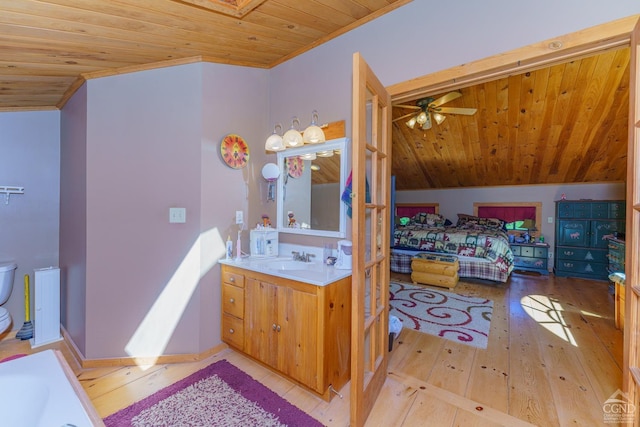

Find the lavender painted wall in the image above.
[
  {"left": 200, "top": 62, "right": 270, "bottom": 347},
  {"left": 60, "top": 84, "right": 88, "bottom": 353},
  {"left": 0, "top": 111, "right": 60, "bottom": 334},
  {"left": 59, "top": 62, "right": 270, "bottom": 359}
]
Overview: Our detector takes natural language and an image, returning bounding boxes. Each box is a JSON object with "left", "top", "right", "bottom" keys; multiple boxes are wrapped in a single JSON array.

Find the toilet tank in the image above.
[{"left": 0, "top": 263, "right": 17, "bottom": 305}]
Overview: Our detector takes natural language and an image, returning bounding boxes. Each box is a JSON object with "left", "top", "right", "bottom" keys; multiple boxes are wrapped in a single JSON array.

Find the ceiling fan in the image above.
[{"left": 393, "top": 92, "right": 477, "bottom": 130}]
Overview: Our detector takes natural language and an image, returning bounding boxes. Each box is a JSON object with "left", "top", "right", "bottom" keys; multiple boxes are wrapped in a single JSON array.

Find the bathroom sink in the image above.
[{"left": 265, "top": 259, "right": 324, "bottom": 272}]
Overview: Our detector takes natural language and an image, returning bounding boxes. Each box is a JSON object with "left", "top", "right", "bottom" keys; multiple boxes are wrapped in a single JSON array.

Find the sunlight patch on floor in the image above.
[
  {"left": 125, "top": 228, "right": 226, "bottom": 367},
  {"left": 521, "top": 294, "right": 577, "bottom": 346}
]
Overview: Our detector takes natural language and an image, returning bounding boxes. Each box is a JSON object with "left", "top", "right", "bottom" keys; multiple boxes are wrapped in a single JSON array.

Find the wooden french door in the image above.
[
  {"left": 350, "top": 52, "right": 392, "bottom": 426},
  {"left": 624, "top": 17, "right": 640, "bottom": 423}
]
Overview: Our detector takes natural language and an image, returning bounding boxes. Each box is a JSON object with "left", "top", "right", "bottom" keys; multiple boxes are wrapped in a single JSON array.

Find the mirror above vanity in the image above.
[{"left": 276, "top": 138, "right": 350, "bottom": 238}]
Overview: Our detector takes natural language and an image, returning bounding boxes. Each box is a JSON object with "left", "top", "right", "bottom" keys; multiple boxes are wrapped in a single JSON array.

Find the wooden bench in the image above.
[{"left": 411, "top": 253, "right": 460, "bottom": 289}]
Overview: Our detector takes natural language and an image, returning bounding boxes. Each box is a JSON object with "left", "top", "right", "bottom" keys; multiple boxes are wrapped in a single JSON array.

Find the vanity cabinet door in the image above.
[
  {"left": 244, "top": 278, "right": 279, "bottom": 368},
  {"left": 244, "top": 277, "right": 319, "bottom": 391},
  {"left": 277, "top": 286, "right": 318, "bottom": 389}
]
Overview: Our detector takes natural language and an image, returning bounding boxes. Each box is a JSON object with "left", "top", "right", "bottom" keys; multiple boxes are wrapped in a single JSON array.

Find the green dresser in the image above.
[
  {"left": 554, "top": 200, "right": 625, "bottom": 280},
  {"left": 511, "top": 243, "right": 549, "bottom": 274}
]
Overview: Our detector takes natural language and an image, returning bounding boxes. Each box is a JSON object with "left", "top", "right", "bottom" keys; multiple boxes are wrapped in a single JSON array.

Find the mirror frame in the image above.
[{"left": 276, "top": 137, "right": 350, "bottom": 238}]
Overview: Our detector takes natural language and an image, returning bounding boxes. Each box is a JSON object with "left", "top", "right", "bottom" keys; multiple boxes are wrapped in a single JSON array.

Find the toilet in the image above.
[{"left": 0, "top": 263, "right": 17, "bottom": 333}]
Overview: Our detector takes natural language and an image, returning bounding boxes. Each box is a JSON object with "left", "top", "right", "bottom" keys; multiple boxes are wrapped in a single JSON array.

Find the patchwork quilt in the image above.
[{"left": 393, "top": 224, "right": 514, "bottom": 274}]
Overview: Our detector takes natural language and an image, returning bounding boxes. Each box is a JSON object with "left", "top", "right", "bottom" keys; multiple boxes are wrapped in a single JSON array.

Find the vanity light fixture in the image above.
[
  {"left": 264, "top": 123, "right": 285, "bottom": 152},
  {"left": 283, "top": 117, "right": 304, "bottom": 148},
  {"left": 302, "top": 110, "right": 326, "bottom": 144},
  {"left": 316, "top": 150, "right": 334, "bottom": 157}
]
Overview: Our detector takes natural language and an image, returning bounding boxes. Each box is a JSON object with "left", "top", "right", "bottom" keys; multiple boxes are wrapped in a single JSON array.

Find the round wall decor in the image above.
[{"left": 220, "top": 134, "right": 250, "bottom": 169}]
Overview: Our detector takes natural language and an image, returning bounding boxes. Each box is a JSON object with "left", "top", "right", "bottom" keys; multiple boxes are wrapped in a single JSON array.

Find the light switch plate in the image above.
[
  {"left": 235, "top": 210, "right": 244, "bottom": 224},
  {"left": 169, "top": 207, "right": 186, "bottom": 223}
]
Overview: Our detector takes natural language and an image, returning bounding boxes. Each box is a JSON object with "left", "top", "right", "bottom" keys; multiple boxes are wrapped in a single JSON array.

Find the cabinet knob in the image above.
[
  {"left": 276, "top": 325, "right": 281, "bottom": 332},
  {"left": 229, "top": 298, "right": 235, "bottom": 304},
  {"left": 229, "top": 277, "right": 235, "bottom": 283},
  {"left": 229, "top": 328, "right": 235, "bottom": 334},
  {"left": 272, "top": 323, "right": 277, "bottom": 331}
]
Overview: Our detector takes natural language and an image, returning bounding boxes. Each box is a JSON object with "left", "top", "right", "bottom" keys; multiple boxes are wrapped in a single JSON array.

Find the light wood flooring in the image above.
[{"left": 0, "top": 272, "right": 622, "bottom": 426}]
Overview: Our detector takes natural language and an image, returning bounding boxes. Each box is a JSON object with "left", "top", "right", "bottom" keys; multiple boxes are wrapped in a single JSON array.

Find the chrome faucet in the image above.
[{"left": 292, "top": 251, "right": 316, "bottom": 262}]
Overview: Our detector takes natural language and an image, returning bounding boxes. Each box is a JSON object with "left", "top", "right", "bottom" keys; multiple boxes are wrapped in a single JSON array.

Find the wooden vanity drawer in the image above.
[
  {"left": 222, "top": 271, "right": 245, "bottom": 288},
  {"left": 222, "top": 313, "right": 244, "bottom": 349},
  {"left": 222, "top": 283, "right": 244, "bottom": 319}
]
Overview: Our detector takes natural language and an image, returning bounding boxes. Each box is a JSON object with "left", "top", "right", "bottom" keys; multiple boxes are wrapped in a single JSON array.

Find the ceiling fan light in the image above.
[
  {"left": 416, "top": 112, "right": 428, "bottom": 125},
  {"left": 406, "top": 116, "right": 417, "bottom": 129},
  {"left": 283, "top": 117, "right": 304, "bottom": 147},
  {"left": 433, "top": 112, "right": 446, "bottom": 125},
  {"left": 303, "top": 110, "right": 326, "bottom": 144},
  {"left": 421, "top": 113, "right": 432, "bottom": 130}
]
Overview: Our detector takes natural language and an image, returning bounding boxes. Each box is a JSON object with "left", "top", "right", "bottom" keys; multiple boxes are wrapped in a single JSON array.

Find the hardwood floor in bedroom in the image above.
[{"left": 0, "top": 272, "right": 622, "bottom": 426}]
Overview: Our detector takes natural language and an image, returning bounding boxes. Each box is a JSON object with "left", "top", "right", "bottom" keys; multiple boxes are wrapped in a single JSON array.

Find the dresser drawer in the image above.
[
  {"left": 222, "top": 283, "right": 244, "bottom": 318},
  {"left": 222, "top": 270, "right": 245, "bottom": 288},
  {"left": 222, "top": 313, "right": 244, "bottom": 349},
  {"left": 514, "top": 256, "right": 547, "bottom": 270},
  {"left": 556, "top": 260, "right": 609, "bottom": 277},
  {"left": 556, "top": 246, "right": 607, "bottom": 263}
]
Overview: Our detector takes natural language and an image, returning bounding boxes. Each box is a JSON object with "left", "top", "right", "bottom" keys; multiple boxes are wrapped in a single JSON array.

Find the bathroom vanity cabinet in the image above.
[{"left": 220, "top": 264, "right": 351, "bottom": 400}]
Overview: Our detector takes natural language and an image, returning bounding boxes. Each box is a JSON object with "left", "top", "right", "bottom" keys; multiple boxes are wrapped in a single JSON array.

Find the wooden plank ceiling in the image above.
[
  {"left": 392, "top": 48, "right": 630, "bottom": 190},
  {"left": 1, "top": 1, "right": 629, "bottom": 190},
  {"left": 0, "top": 0, "right": 408, "bottom": 111}
]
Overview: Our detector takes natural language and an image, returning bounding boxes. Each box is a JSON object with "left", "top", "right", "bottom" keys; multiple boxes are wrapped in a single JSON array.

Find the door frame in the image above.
[{"left": 386, "top": 12, "right": 639, "bottom": 399}]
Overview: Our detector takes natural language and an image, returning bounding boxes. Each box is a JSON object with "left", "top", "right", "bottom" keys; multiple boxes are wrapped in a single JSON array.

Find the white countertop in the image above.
[{"left": 219, "top": 256, "right": 351, "bottom": 286}]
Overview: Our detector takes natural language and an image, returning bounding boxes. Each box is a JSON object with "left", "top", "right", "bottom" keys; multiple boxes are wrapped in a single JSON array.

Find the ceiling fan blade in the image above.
[
  {"left": 393, "top": 104, "right": 421, "bottom": 110},
  {"left": 437, "top": 107, "right": 478, "bottom": 115},
  {"left": 392, "top": 111, "right": 418, "bottom": 122},
  {"left": 430, "top": 91, "right": 462, "bottom": 107}
]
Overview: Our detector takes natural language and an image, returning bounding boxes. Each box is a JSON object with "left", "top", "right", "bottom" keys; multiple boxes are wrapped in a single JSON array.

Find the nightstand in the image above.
[{"left": 511, "top": 242, "right": 549, "bottom": 275}]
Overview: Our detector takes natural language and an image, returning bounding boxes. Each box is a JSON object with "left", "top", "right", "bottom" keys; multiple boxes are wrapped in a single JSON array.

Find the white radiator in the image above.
[{"left": 31, "top": 267, "right": 62, "bottom": 348}]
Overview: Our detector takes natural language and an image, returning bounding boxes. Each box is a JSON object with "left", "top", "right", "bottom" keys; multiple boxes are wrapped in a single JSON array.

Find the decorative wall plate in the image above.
[
  {"left": 220, "top": 134, "right": 250, "bottom": 169},
  {"left": 286, "top": 156, "right": 304, "bottom": 178}
]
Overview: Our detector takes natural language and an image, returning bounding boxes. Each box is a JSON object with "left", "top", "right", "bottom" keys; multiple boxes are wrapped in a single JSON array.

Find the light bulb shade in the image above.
[
  {"left": 303, "top": 110, "right": 326, "bottom": 144},
  {"left": 406, "top": 116, "right": 417, "bottom": 129},
  {"left": 265, "top": 133, "right": 285, "bottom": 151},
  {"left": 433, "top": 112, "right": 446, "bottom": 125},
  {"left": 316, "top": 150, "right": 334, "bottom": 157},
  {"left": 300, "top": 153, "right": 316, "bottom": 160},
  {"left": 265, "top": 123, "right": 285, "bottom": 152},
  {"left": 283, "top": 117, "right": 303, "bottom": 147},
  {"left": 416, "top": 111, "right": 428, "bottom": 125},
  {"left": 421, "top": 113, "right": 432, "bottom": 130}
]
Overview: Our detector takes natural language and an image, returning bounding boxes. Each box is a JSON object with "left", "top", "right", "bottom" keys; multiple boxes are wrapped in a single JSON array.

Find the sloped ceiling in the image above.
[{"left": 391, "top": 48, "right": 629, "bottom": 190}]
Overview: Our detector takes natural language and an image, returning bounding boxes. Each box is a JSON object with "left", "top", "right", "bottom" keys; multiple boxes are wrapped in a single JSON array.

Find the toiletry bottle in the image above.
[{"left": 226, "top": 236, "right": 233, "bottom": 260}]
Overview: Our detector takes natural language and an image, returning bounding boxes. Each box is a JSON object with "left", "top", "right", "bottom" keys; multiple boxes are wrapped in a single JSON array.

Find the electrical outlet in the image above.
[
  {"left": 548, "top": 251, "right": 553, "bottom": 259},
  {"left": 547, "top": 216, "right": 553, "bottom": 224},
  {"left": 235, "top": 210, "right": 243, "bottom": 224}
]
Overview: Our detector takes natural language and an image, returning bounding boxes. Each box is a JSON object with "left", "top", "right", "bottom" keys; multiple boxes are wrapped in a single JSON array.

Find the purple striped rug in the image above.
[{"left": 104, "top": 359, "right": 323, "bottom": 427}]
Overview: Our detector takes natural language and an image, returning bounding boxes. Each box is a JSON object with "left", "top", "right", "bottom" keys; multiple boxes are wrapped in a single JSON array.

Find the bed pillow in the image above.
[
  {"left": 411, "top": 212, "right": 446, "bottom": 227},
  {"left": 456, "top": 213, "right": 505, "bottom": 230}
]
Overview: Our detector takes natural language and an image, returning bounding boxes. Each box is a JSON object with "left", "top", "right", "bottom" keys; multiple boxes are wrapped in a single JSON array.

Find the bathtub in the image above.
[{"left": 0, "top": 349, "right": 103, "bottom": 426}]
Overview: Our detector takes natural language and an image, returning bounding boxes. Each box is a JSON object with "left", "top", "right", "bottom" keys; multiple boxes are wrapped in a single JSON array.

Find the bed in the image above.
[{"left": 391, "top": 204, "right": 514, "bottom": 283}]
